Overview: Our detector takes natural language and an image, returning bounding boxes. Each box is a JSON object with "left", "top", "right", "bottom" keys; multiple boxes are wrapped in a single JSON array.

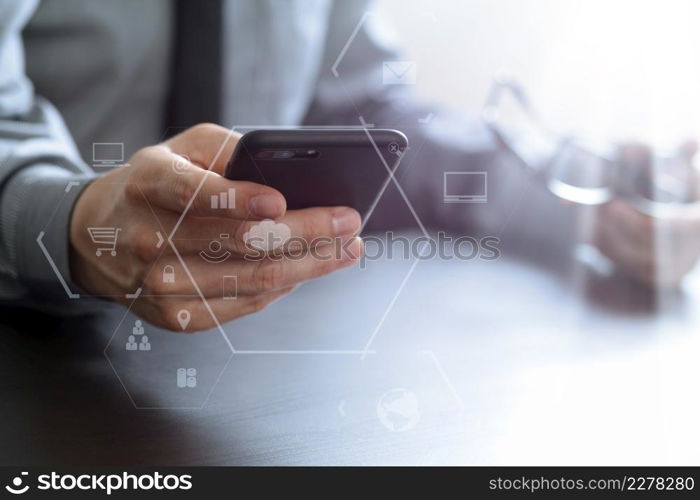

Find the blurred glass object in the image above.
[{"left": 483, "top": 74, "right": 700, "bottom": 219}]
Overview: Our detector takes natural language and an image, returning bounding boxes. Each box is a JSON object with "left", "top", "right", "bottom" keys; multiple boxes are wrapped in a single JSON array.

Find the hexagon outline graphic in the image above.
[
  {"left": 36, "top": 180, "right": 84, "bottom": 299},
  {"left": 166, "top": 123, "right": 431, "bottom": 356},
  {"left": 330, "top": 10, "right": 438, "bottom": 358},
  {"left": 37, "top": 181, "right": 175, "bottom": 301},
  {"left": 103, "top": 300, "right": 234, "bottom": 410}
]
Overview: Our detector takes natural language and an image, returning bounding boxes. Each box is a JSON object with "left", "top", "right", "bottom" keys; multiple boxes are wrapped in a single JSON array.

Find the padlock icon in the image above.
[{"left": 162, "top": 265, "right": 175, "bottom": 283}]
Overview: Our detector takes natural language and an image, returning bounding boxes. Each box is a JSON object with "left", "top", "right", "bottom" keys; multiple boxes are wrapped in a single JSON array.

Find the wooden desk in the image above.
[{"left": 2, "top": 237, "right": 699, "bottom": 465}]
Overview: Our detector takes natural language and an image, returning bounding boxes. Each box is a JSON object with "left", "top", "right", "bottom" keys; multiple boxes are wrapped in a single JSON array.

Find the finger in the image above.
[
  {"left": 137, "top": 286, "right": 297, "bottom": 333},
  {"left": 605, "top": 200, "right": 654, "bottom": 248},
  {"left": 132, "top": 146, "right": 286, "bottom": 219},
  {"left": 145, "top": 237, "right": 363, "bottom": 297},
  {"left": 164, "top": 123, "right": 240, "bottom": 175},
  {"left": 202, "top": 287, "right": 296, "bottom": 331},
  {"left": 600, "top": 200, "right": 700, "bottom": 269},
  {"left": 595, "top": 206, "right": 655, "bottom": 281},
  {"left": 599, "top": 216, "right": 695, "bottom": 288},
  {"left": 238, "top": 206, "right": 361, "bottom": 254},
  {"left": 616, "top": 142, "right": 653, "bottom": 170},
  {"left": 167, "top": 206, "right": 361, "bottom": 256}
]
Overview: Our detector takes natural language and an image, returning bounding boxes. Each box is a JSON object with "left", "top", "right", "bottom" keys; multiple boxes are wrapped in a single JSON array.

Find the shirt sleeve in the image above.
[{"left": 0, "top": 0, "right": 97, "bottom": 304}]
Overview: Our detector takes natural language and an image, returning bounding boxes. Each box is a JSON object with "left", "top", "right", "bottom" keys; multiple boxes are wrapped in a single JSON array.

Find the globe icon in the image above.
[{"left": 376, "top": 388, "right": 420, "bottom": 432}]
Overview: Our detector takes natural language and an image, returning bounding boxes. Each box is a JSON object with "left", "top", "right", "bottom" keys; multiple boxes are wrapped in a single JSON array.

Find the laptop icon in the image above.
[
  {"left": 443, "top": 171, "right": 488, "bottom": 203},
  {"left": 92, "top": 142, "right": 126, "bottom": 168}
]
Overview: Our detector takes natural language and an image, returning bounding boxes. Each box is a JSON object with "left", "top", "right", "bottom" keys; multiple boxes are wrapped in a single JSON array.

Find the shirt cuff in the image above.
[{"left": 1, "top": 164, "right": 95, "bottom": 298}]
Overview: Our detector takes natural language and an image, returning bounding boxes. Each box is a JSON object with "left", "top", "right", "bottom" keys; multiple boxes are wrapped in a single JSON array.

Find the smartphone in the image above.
[{"left": 223, "top": 129, "right": 408, "bottom": 217}]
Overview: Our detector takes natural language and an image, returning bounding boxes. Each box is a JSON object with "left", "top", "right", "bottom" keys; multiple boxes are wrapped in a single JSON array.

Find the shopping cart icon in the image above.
[{"left": 87, "top": 227, "right": 122, "bottom": 256}]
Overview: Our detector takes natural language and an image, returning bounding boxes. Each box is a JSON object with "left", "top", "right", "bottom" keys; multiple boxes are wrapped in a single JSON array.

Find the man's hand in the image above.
[
  {"left": 594, "top": 141, "right": 700, "bottom": 288},
  {"left": 70, "top": 124, "right": 363, "bottom": 331}
]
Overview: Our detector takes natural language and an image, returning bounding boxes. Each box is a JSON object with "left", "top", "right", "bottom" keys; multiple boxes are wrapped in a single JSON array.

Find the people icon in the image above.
[
  {"left": 132, "top": 319, "right": 144, "bottom": 336},
  {"left": 138, "top": 335, "right": 151, "bottom": 351},
  {"left": 125, "top": 335, "right": 137, "bottom": 351},
  {"left": 126, "top": 332, "right": 151, "bottom": 352}
]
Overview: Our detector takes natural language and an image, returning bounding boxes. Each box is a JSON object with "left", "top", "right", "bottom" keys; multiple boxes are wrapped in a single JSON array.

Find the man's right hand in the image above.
[{"left": 69, "top": 124, "right": 363, "bottom": 332}]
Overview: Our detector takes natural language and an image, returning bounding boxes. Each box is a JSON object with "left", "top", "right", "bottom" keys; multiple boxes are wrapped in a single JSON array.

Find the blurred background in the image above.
[
  {"left": 367, "top": 0, "right": 700, "bottom": 464},
  {"left": 380, "top": 0, "right": 700, "bottom": 150}
]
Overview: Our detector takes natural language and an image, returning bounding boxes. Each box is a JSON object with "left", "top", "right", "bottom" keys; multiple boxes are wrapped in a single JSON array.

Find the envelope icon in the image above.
[{"left": 382, "top": 61, "right": 417, "bottom": 85}]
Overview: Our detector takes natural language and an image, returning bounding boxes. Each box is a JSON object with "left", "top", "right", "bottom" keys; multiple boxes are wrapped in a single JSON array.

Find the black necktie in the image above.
[{"left": 167, "top": 0, "right": 223, "bottom": 130}]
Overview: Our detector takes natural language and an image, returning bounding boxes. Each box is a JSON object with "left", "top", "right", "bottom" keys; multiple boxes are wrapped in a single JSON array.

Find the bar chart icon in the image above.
[{"left": 211, "top": 188, "right": 236, "bottom": 209}]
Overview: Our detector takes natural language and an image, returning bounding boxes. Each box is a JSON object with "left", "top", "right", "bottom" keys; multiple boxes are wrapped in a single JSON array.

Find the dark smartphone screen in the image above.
[{"left": 224, "top": 129, "right": 408, "bottom": 217}]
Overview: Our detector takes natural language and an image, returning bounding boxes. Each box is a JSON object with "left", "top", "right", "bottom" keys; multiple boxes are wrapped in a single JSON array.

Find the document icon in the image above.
[
  {"left": 223, "top": 275, "right": 238, "bottom": 300},
  {"left": 382, "top": 61, "right": 416, "bottom": 85}
]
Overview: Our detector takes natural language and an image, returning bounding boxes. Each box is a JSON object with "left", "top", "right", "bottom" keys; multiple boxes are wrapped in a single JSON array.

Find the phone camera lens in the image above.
[{"left": 271, "top": 150, "right": 295, "bottom": 159}]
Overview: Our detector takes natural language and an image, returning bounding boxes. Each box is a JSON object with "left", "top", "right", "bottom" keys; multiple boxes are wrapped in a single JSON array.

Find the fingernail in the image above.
[
  {"left": 250, "top": 194, "right": 284, "bottom": 218},
  {"left": 332, "top": 208, "right": 361, "bottom": 236},
  {"left": 342, "top": 237, "right": 363, "bottom": 262}
]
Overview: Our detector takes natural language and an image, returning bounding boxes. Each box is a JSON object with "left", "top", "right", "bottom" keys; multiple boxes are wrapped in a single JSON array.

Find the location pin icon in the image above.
[{"left": 177, "top": 309, "right": 191, "bottom": 331}]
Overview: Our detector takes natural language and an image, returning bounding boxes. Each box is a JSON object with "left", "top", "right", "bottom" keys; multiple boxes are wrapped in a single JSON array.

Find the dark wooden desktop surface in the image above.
[{"left": 2, "top": 236, "right": 699, "bottom": 465}]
